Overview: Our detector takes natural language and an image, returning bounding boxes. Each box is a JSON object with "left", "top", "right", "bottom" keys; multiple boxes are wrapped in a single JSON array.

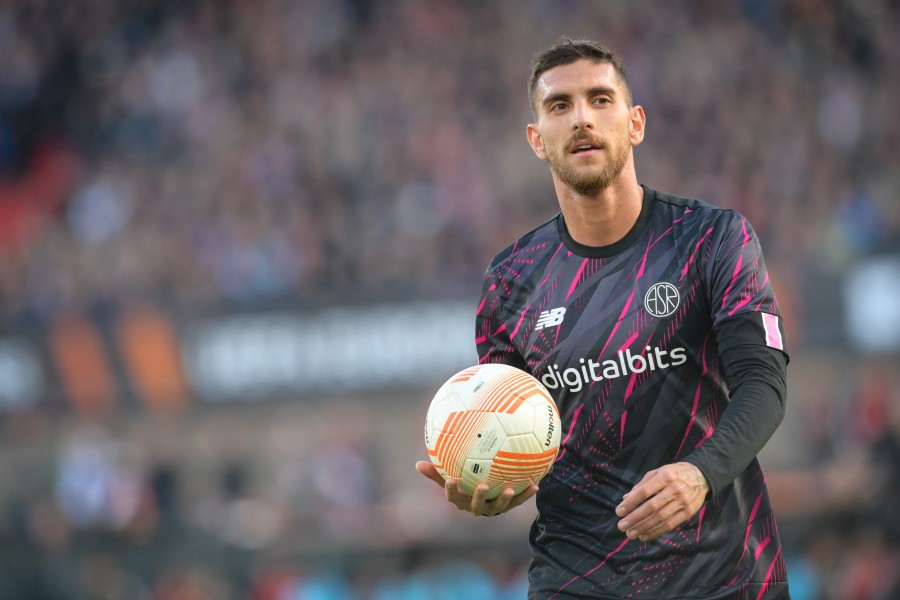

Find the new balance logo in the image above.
[{"left": 535, "top": 307, "right": 566, "bottom": 330}]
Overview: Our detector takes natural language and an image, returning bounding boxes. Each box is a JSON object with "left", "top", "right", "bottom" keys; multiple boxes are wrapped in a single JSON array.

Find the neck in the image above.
[{"left": 554, "top": 165, "right": 643, "bottom": 248}]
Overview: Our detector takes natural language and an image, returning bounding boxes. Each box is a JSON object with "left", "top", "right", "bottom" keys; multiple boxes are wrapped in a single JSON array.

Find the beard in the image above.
[{"left": 547, "top": 134, "right": 629, "bottom": 196}]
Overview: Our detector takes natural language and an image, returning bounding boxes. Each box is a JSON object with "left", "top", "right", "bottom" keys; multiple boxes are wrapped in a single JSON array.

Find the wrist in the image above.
[{"left": 681, "top": 461, "right": 711, "bottom": 496}]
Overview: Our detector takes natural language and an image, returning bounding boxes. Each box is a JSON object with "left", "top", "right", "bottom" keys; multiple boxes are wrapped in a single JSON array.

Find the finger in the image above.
[
  {"left": 637, "top": 508, "right": 690, "bottom": 541},
  {"left": 415, "top": 461, "right": 448, "bottom": 488},
  {"left": 505, "top": 484, "right": 540, "bottom": 511},
  {"left": 635, "top": 468, "right": 658, "bottom": 486},
  {"left": 470, "top": 484, "right": 490, "bottom": 515},
  {"left": 444, "top": 477, "right": 471, "bottom": 509},
  {"left": 616, "top": 476, "right": 665, "bottom": 517},
  {"left": 490, "top": 487, "right": 517, "bottom": 514},
  {"left": 617, "top": 492, "right": 675, "bottom": 533},
  {"left": 621, "top": 499, "right": 680, "bottom": 539}
]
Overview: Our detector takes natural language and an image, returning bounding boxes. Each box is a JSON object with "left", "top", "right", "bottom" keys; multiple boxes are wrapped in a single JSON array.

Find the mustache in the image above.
[{"left": 566, "top": 133, "right": 605, "bottom": 149}]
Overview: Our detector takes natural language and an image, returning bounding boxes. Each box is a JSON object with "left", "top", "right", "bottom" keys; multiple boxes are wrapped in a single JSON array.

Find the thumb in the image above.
[{"left": 416, "top": 461, "right": 447, "bottom": 486}]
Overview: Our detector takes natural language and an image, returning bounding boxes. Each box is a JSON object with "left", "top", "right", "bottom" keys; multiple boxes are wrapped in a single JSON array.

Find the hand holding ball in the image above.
[{"left": 424, "top": 364, "right": 561, "bottom": 500}]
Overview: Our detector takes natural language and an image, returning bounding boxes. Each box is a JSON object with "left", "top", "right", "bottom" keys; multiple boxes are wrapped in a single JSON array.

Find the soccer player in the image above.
[{"left": 416, "top": 38, "right": 790, "bottom": 599}]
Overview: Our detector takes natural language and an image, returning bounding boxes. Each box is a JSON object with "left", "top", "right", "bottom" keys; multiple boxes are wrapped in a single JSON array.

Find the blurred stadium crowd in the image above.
[{"left": 0, "top": 0, "right": 899, "bottom": 598}]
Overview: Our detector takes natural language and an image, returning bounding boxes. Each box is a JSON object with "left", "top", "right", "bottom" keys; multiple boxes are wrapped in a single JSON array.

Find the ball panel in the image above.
[
  {"left": 459, "top": 458, "right": 493, "bottom": 496},
  {"left": 427, "top": 391, "right": 467, "bottom": 432},
  {"left": 531, "top": 394, "right": 562, "bottom": 451},
  {"left": 521, "top": 385, "right": 559, "bottom": 412},
  {"left": 465, "top": 413, "right": 505, "bottom": 460},
  {"left": 493, "top": 443, "right": 559, "bottom": 487},
  {"left": 482, "top": 479, "right": 531, "bottom": 500},
  {"left": 500, "top": 432, "right": 543, "bottom": 455},
  {"left": 470, "top": 367, "right": 544, "bottom": 415},
  {"left": 428, "top": 410, "right": 493, "bottom": 480},
  {"left": 495, "top": 405, "right": 534, "bottom": 436}
]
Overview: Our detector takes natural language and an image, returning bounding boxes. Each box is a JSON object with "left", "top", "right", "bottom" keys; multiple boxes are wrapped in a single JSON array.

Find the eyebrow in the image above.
[{"left": 542, "top": 85, "right": 618, "bottom": 109}]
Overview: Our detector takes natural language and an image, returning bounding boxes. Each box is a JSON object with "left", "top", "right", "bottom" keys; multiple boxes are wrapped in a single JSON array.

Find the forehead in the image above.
[{"left": 534, "top": 59, "right": 624, "bottom": 101}]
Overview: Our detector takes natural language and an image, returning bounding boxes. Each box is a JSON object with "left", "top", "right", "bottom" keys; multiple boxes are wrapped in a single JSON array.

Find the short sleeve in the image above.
[
  {"left": 704, "top": 211, "right": 788, "bottom": 359},
  {"left": 475, "top": 268, "right": 527, "bottom": 369}
]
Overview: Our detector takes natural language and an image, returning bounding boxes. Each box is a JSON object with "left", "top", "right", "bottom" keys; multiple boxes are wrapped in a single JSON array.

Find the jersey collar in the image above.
[{"left": 557, "top": 185, "right": 656, "bottom": 258}]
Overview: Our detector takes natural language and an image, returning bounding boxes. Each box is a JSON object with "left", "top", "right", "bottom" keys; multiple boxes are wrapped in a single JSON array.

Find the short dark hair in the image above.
[{"left": 528, "top": 38, "right": 632, "bottom": 117}]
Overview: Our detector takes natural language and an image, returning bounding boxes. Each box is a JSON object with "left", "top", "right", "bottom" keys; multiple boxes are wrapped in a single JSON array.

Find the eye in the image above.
[
  {"left": 594, "top": 97, "right": 612, "bottom": 106},
  {"left": 550, "top": 102, "right": 567, "bottom": 112}
]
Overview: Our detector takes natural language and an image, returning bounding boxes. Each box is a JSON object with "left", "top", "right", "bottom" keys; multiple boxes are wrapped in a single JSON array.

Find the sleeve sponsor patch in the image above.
[{"left": 761, "top": 312, "right": 784, "bottom": 351}]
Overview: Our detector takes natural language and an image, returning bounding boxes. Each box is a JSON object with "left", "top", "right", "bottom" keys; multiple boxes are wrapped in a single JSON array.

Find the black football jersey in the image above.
[{"left": 477, "top": 186, "right": 789, "bottom": 599}]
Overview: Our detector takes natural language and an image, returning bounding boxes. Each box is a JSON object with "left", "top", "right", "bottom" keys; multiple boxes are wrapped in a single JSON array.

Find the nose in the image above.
[{"left": 571, "top": 100, "right": 594, "bottom": 131}]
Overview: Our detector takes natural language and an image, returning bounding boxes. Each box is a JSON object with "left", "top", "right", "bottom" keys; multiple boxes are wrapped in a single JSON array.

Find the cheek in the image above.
[
  {"left": 540, "top": 135, "right": 555, "bottom": 154},
  {"left": 548, "top": 132, "right": 569, "bottom": 155}
]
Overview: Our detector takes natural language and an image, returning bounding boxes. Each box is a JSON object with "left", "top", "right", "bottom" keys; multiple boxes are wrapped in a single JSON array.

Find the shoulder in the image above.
[
  {"left": 648, "top": 186, "right": 751, "bottom": 236},
  {"left": 485, "top": 213, "right": 560, "bottom": 273},
  {"left": 651, "top": 187, "right": 735, "bottom": 222}
]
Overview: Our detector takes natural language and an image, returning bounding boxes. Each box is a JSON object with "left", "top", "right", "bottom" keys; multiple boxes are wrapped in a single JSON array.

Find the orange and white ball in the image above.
[{"left": 425, "top": 364, "right": 561, "bottom": 499}]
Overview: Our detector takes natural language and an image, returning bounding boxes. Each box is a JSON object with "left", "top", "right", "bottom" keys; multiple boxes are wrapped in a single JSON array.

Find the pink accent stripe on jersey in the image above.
[
  {"left": 538, "top": 243, "right": 565, "bottom": 288},
  {"left": 753, "top": 271, "right": 773, "bottom": 312},
  {"left": 636, "top": 236, "right": 653, "bottom": 279},
  {"left": 745, "top": 492, "right": 763, "bottom": 541},
  {"left": 727, "top": 290, "right": 754, "bottom": 316},
  {"left": 599, "top": 290, "right": 636, "bottom": 357},
  {"left": 762, "top": 313, "right": 783, "bottom": 350},
  {"left": 720, "top": 253, "right": 744, "bottom": 312},
  {"left": 550, "top": 538, "right": 629, "bottom": 599},
  {"left": 754, "top": 535, "right": 771, "bottom": 559},
  {"left": 509, "top": 307, "right": 528, "bottom": 340},
  {"left": 681, "top": 227, "right": 715, "bottom": 279},
  {"left": 697, "top": 505, "right": 706, "bottom": 544},
  {"left": 721, "top": 218, "right": 753, "bottom": 312},
  {"left": 728, "top": 491, "right": 765, "bottom": 586},
  {"left": 675, "top": 384, "right": 703, "bottom": 458},
  {"left": 618, "top": 331, "right": 640, "bottom": 353},
  {"left": 566, "top": 258, "right": 589, "bottom": 300},
  {"left": 554, "top": 403, "right": 583, "bottom": 463},
  {"left": 756, "top": 548, "right": 783, "bottom": 600}
]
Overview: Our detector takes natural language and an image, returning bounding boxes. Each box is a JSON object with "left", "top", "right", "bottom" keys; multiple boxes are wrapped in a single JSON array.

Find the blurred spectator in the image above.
[
  {"left": 0, "top": 0, "right": 899, "bottom": 598},
  {"left": 0, "top": 0, "right": 896, "bottom": 323}
]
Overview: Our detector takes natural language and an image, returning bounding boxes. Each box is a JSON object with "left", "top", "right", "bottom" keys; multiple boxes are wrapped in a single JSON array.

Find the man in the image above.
[{"left": 416, "top": 38, "right": 790, "bottom": 599}]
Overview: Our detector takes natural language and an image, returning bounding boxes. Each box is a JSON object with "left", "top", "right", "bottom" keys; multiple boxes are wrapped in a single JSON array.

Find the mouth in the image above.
[{"left": 569, "top": 140, "right": 604, "bottom": 155}]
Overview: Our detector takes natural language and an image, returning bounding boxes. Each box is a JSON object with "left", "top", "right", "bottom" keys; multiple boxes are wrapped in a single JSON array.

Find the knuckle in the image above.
[
  {"left": 665, "top": 517, "right": 682, "bottom": 530},
  {"left": 651, "top": 498, "right": 665, "bottom": 511}
]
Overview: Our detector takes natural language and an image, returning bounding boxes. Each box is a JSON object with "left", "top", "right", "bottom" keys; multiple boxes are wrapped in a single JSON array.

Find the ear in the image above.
[
  {"left": 629, "top": 105, "right": 646, "bottom": 146},
  {"left": 526, "top": 123, "right": 548, "bottom": 161}
]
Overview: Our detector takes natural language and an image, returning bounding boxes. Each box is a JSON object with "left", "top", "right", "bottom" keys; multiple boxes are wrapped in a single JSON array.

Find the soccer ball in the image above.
[{"left": 425, "top": 363, "right": 561, "bottom": 500}]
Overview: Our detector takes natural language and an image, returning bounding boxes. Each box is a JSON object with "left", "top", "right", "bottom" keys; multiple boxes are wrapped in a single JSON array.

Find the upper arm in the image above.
[
  {"left": 704, "top": 211, "right": 788, "bottom": 362},
  {"left": 476, "top": 269, "right": 526, "bottom": 370}
]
